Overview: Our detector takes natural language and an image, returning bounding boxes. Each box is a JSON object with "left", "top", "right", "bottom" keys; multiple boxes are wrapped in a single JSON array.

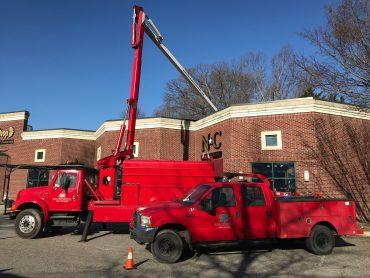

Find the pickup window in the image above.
[
  {"left": 210, "top": 187, "right": 236, "bottom": 207},
  {"left": 242, "top": 186, "right": 265, "bottom": 206}
]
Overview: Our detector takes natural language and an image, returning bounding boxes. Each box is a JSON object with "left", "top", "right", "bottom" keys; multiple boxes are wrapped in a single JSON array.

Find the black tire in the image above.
[
  {"left": 15, "top": 209, "right": 44, "bottom": 239},
  {"left": 305, "top": 225, "right": 335, "bottom": 255},
  {"left": 151, "top": 229, "right": 184, "bottom": 263}
]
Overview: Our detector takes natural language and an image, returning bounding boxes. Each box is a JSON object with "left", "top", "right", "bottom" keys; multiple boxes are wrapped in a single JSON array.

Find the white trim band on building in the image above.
[
  {"left": 0, "top": 111, "right": 28, "bottom": 122},
  {"left": 18, "top": 98, "right": 369, "bottom": 141},
  {"left": 22, "top": 129, "right": 95, "bottom": 141}
]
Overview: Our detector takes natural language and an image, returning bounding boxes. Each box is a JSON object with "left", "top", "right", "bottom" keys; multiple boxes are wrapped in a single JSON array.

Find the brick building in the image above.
[{"left": 0, "top": 98, "right": 369, "bottom": 219}]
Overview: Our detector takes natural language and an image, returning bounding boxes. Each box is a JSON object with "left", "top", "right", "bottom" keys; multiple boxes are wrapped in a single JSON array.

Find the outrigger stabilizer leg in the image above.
[{"left": 80, "top": 210, "right": 93, "bottom": 242}]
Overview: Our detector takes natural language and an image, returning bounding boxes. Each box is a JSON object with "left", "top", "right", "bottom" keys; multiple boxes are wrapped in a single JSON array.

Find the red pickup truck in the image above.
[{"left": 130, "top": 174, "right": 363, "bottom": 263}]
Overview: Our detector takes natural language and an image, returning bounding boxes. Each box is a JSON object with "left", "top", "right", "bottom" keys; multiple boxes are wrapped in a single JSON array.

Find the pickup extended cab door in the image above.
[
  {"left": 190, "top": 185, "right": 244, "bottom": 242},
  {"left": 241, "top": 184, "right": 273, "bottom": 239}
]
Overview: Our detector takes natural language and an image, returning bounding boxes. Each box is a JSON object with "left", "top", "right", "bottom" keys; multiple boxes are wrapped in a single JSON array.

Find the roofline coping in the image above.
[
  {"left": 19, "top": 98, "right": 369, "bottom": 141},
  {"left": 0, "top": 111, "right": 29, "bottom": 122}
]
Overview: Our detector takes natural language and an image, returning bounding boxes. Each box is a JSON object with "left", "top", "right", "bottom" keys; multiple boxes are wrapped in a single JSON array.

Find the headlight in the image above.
[{"left": 140, "top": 215, "right": 151, "bottom": 228}]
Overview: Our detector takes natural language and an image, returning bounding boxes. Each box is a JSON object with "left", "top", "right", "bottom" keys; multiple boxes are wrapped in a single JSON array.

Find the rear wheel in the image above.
[
  {"left": 306, "top": 225, "right": 335, "bottom": 255},
  {"left": 151, "top": 229, "right": 184, "bottom": 263},
  {"left": 15, "top": 209, "right": 44, "bottom": 239}
]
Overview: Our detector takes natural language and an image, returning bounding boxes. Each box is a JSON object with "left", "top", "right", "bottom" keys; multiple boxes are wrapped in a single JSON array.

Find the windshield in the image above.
[{"left": 182, "top": 184, "right": 211, "bottom": 205}]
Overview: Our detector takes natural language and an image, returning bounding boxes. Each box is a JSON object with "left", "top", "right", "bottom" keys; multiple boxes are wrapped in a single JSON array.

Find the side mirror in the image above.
[
  {"left": 199, "top": 199, "right": 214, "bottom": 212},
  {"left": 60, "top": 174, "right": 70, "bottom": 190}
]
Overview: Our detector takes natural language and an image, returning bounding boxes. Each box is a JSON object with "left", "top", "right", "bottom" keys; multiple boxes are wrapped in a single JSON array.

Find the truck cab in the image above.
[
  {"left": 131, "top": 174, "right": 362, "bottom": 263},
  {"left": 11, "top": 166, "right": 98, "bottom": 238}
]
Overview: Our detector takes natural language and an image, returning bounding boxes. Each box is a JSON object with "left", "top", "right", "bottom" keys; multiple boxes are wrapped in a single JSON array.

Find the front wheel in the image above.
[
  {"left": 15, "top": 209, "right": 44, "bottom": 239},
  {"left": 151, "top": 229, "right": 184, "bottom": 263},
  {"left": 305, "top": 225, "right": 335, "bottom": 255}
]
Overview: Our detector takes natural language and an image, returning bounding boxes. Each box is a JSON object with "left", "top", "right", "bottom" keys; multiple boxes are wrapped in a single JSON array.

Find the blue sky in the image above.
[{"left": 0, "top": 0, "right": 332, "bottom": 130}]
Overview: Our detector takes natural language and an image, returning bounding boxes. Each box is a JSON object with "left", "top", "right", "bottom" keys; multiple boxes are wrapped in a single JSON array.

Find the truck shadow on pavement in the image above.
[
  {"left": 0, "top": 268, "right": 25, "bottom": 278},
  {"left": 166, "top": 238, "right": 357, "bottom": 278},
  {"left": 41, "top": 222, "right": 130, "bottom": 241},
  {"left": 193, "top": 237, "right": 355, "bottom": 258}
]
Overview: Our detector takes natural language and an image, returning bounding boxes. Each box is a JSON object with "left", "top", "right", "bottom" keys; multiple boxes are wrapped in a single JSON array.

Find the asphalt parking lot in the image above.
[{"left": 0, "top": 214, "right": 369, "bottom": 278}]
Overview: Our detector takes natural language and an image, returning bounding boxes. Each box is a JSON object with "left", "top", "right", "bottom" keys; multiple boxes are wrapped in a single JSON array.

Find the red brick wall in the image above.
[
  {"left": 94, "top": 127, "right": 187, "bottom": 161},
  {"left": 61, "top": 139, "right": 95, "bottom": 168},
  {"left": 226, "top": 113, "right": 318, "bottom": 193},
  {"left": 305, "top": 114, "right": 370, "bottom": 221}
]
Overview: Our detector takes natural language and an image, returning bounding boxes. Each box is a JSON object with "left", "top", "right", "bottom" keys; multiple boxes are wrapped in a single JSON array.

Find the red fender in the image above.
[{"left": 15, "top": 199, "right": 50, "bottom": 224}]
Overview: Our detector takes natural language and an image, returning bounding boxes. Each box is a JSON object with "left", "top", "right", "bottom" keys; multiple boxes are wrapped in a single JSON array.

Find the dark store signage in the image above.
[
  {"left": 202, "top": 131, "right": 222, "bottom": 152},
  {"left": 0, "top": 127, "right": 15, "bottom": 144},
  {"left": 209, "top": 151, "right": 222, "bottom": 159}
]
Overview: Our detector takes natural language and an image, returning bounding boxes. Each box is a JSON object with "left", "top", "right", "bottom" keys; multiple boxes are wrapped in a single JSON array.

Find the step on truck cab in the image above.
[{"left": 130, "top": 174, "right": 363, "bottom": 263}]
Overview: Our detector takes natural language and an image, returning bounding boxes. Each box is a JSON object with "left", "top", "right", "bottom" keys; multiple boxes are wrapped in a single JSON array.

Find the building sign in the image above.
[
  {"left": 0, "top": 127, "right": 15, "bottom": 144},
  {"left": 201, "top": 131, "right": 222, "bottom": 159}
]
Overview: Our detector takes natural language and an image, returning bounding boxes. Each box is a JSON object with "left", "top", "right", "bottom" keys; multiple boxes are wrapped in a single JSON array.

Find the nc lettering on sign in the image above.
[{"left": 202, "top": 131, "right": 222, "bottom": 152}]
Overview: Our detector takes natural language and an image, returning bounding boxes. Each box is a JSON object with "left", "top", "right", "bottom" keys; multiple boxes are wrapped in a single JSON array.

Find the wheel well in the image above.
[
  {"left": 313, "top": 221, "right": 338, "bottom": 235},
  {"left": 157, "top": 223, "right": 191, "bottom": 244},
  {"left": 18, "top": 203, "right": 43, "bottom": 214}
]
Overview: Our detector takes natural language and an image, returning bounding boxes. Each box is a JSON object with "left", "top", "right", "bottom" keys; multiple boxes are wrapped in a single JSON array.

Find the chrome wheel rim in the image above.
[{"left": 19, "top": 215, "right": 36, "bottom": 233}]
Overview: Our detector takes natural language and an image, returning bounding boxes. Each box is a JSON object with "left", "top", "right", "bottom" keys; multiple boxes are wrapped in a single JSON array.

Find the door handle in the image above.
[
  {"left": 72, "top": 195, "right": 76, "bottom": 201},
  {"left": 235, "top": 211, "right": 240, "bottom": 218},
  {"left": 266, "top": 210, "right": 272, "bottom": 218}
]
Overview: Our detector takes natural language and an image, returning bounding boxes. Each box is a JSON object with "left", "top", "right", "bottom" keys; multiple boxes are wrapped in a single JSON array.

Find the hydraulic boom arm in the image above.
[
  {"left": 143, "top": 16, "right": 219, "bottom": 112},
  {"left": 114, "top": 5, "right": 218, "bottom": 160}
]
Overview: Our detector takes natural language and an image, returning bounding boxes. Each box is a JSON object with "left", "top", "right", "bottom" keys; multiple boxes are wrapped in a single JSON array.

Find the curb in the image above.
[
  {"left": 350, "top": 231, "right": 370, "bottom": 237},
  {"left": 362, "top": 231, "right": 370, "bottom": 237}
]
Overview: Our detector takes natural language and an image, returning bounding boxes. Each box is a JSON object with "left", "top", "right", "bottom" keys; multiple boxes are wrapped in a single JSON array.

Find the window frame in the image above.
[
  {"left": 261, "top": 131, "right": 282, "bottom": 150},
  {"left": 96, "top": 146, "right": 102, "bottom": 161},
  {"left": 133, "top": 142, "right": 139, "bottom": 157},
  {"left": 34, "top": 149, "right": 46, "bottom": 162}
]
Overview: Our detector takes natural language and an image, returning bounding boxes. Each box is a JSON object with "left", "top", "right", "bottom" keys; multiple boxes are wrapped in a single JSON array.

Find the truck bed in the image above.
[{"left": 275, "top": 198, "right": 358, "bottom": 238}]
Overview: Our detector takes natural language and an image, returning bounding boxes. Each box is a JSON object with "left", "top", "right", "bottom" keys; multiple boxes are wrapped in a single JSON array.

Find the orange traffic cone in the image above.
[{"left": 124, "top": 247, "right": 135, "bottom": 270}]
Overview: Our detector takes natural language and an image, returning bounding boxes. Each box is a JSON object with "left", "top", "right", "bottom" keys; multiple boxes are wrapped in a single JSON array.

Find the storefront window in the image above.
[
  {"left": 27, "top": 169, "right": 49, "bottom": 188},
  {"left": 251, "top": 162, "right": 295, "bottom": 192}
]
